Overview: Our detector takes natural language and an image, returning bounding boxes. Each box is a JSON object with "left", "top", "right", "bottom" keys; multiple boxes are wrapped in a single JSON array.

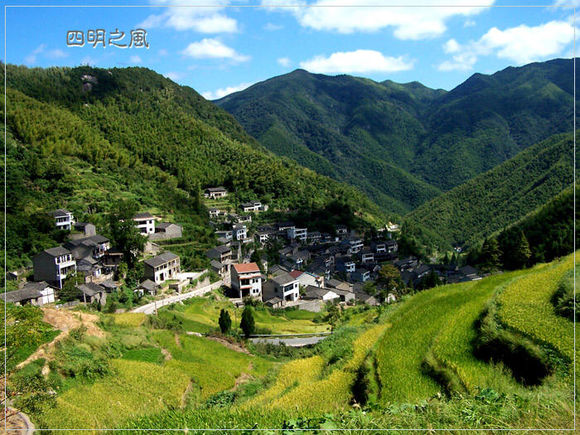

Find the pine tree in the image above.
[
  {"left": 240, "top": 306, "right": 255, "bottom": 338},
  {"left": 218, "top": 309, "right": 232, "bottom": 334},
  {"left": 480, "top": 237, "right": 502, "bottom": 272},
  {"left": 512, "top": 231, "right": 531, "bottom": 269}
]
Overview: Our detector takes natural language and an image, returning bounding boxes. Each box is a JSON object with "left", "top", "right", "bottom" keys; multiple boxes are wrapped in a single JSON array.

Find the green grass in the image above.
[
  {"left": 159, "top": 297, "right": 331, "bottom": 334},
  {"left": 153, "top": 330, "right": 272, "bottom": 400},
  {"left": 121, "top": 347, "right": 164, "bottom": 364},
  {"left": 39, "top": 359, "right": 191, "bottom": 429}
]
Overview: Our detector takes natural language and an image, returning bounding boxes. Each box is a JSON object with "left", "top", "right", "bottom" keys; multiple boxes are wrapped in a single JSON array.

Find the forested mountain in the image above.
[
  {"left": 216, "top": 58, "right": 574, "bottom": 210},
  {"left": 2, "top": 64, "right": 385, "bottom": 270},
  {"left": 216, "top": 69, "right": 444, "bottom": 214},
  {"left": 414, "top": 58, "right": 574, "bottom": 189},
  {"left": 496, "top": 186, "right": 576, "bottom": 268},
  {"left": 405, "top": 133, "right": 574, "bottom": 248}
]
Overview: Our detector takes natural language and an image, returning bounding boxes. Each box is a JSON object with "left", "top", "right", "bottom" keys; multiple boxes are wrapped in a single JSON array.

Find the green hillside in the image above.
[
  {"left": 216, "top": 69, "right": 443, "bottom": 214},
  {"left": 217, "top": 59, "right": 574, "bottom": 211},
  {"left": 405, "top": 133, "right": 573, "bottom": 248},
  {"left": 2, "top": 64, "right": 386, "bottom": 270},
  {"left": 415, "top": 58, "right": 574, "bottom": 189}
]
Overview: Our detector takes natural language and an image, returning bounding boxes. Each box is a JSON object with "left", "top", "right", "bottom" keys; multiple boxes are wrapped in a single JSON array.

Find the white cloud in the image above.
[
  {"left": 299, "top": 50, "right": 414, "bottom": 74},
  {"left": 264, "top": 22, "right": 283, "bottom": 31},
  {"left": 464, "top": 19, "right": 476, "bottom": 27},
  {"left": 158, "top": 49, "right": 169, "bottom": 56},
  {"left": 80, "top": 56, "right": 97, "bottom": 66},
  {"left": 443, "top": 39, "right": 461, "bottom": 54},
  {"left": 262, "top": 0, "right": 494, "bottom": 40},
  {"left": 46, "top": 49, "right": 68, "bottom": 59},
  {"left": 140, "top": 0, "right": 237, "bottom": 33},
  {"left": 181, "top": 38, "right": 250, "bottom": 62},
  {"left": 164, "top": 71, "right": 185, "bottom": 81},
  {"left": 438, "top": 19, "right": 574, "bottom": 71},
  {"left": 553, "top": 0, "right": 580, "bottom": 7},
  {"left": 202, "top": 81, "right": 254, "bottom": 100},
  {"left": 277, "top": 57, "right": 291, "bottom": 67},
  {"left": 130, "top": 55, "right": 143, "bottom": 64},
  {"left": 24, "top": 44, "right": 45, "bottom": 65}
]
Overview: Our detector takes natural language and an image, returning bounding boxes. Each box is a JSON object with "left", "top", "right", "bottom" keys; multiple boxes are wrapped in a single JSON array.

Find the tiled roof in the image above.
[
  {"left": 233, "top": 262, "right": 260, "bottom": 273},
  {"left": 144, "top": 251, "right": 179, "bottom": 268}
]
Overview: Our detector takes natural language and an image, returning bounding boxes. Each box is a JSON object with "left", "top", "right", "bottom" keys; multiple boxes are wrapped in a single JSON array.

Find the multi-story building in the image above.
[
  {"left": 49, "top": 209, "right": 75, "bottom": 231},
  {"left": 133, "top": 212, "right": 156, "bottom": 235},
  {"left": 33, "top": 246, "right": 77, "bottom": 289},
  {"left": 288, "top": 227, "right": 307, "bottom": 243},
  {"left": 143, "top": 251, "right": 180, "bottom": 285},
  {"left": 270, "top": 272, "right": 300, "bottom": 302},
  {"left": 231, "top": 263, "right": 262, "bottom": 298}
]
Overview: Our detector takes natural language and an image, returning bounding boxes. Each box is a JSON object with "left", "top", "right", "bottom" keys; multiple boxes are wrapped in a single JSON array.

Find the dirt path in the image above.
[
  {"left": 15, "top": 307, "right": 104, "bottom": 370},
  {"left": 161, "top": 348, "right": 172, "bottom": 361},
  {"left": 180, "top": 380, "right": 194, "bottom": 409},
  {"left": 205, "top": 336, "right": 251, "bottom": 354},
  {"left": 174, "top": 333, "right": 182, "bottom": 348}
]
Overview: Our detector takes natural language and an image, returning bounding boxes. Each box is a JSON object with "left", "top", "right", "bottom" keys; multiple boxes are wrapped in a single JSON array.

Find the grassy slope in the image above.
[
  {"left": 158, "top": 296, "right": 331, "bottom": 334},
  {"left": 126, "top": 256, "right": 576, "bottom": 429},
  {"left": 406, "top": 133, "right": 573, "bottom": 248}
]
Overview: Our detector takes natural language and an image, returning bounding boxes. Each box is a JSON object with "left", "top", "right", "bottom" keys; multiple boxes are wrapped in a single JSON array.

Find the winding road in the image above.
[{"left": 132, "top": 280, "right": 223, "bottom": 315}]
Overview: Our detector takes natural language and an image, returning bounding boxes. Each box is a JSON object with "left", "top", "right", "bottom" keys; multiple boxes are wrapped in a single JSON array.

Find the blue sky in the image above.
[{"left": 2, "top": 1, "right": 577, "bottom": 99}]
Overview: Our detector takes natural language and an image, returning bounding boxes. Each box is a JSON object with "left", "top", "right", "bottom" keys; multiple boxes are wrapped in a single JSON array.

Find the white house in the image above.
[
  {"left": 288, "top": 227, "right": 308, "bottom": 243},
  {"left": 49, "top": 209, "right": 75, "bottom": 231},
  {"left": 143, "top": 252, "right": 180, "bottom": 285},
  {"left": 241, "top": 201, "right": 267, "bottom": 213},
  {"left": 233, "top": 224, "right": 247, "bottom": 241},
  {"left": 290, "top": 270, "right": 325, "bottom": 288},
  {"left": 205, "top": 187, "right": 228, "bottom": 199},
  {"left": 347, "top": 239, "right": 364, "bottom": 254},
  {"left": 133, "top": 212, "right": 155, "bottom": 235},
  {"left": 0, "top": 281, "right": 55, "bottom": 306},
  {"left": 231, "top": 263, "right": 262, "bottom": 298},
  {"left": 270, "top": 272, "right": 300, "bottom": 302}
]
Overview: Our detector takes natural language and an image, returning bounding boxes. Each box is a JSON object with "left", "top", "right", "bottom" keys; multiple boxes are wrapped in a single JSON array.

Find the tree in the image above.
[
  {"left": 219, "top": 309, "right": 232, "bottom": 334},
  {"left": 415, "top": 269, "right": 442, "bottom": 291},
  {"left": 59, "top": 273, "right": 84, "bottom": 302},
  {"left": 240, "top": 306, "right": 255, "bottom": 338},
  {"left": 479, "top": 237, "right": 502, "bottom": 272},
  {"left": 376, "top": 264, "right": 404, "bottom": 295},
  {"left": 511, "top": 231, "right": 531, "bottom": 269},
  {"left": 106, "top": 199, "right": 146, "bottom": 267}
]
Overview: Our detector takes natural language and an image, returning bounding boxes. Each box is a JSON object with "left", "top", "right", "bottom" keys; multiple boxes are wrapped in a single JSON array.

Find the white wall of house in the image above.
[{"left": 135, "top": 218, "right": 155, "bottom": 235}]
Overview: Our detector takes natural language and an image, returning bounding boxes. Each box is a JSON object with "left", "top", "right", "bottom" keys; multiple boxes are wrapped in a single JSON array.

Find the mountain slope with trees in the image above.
[
  {"left": 216, "top": 59, "right": 574, "bottom": 211},
  {"left": 405, "top": 133, "right": 574, "bottom": 249},
  {"left": 2, "top": 64, "right": 385, "bottom": 271},
  {"left": 216, "top": 69, "right": 444, "bottom": 214}
]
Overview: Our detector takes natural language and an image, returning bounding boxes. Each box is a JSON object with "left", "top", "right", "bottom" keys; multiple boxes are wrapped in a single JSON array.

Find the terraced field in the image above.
[
  {"left": 497, "top": 255, "right": 576, "bottom": 363},
  {"left": 376, "top": 255, "right": 576, "bottom": 405},
  {"left": 245, "top": 323, "right": 389, "bottom": 412}
]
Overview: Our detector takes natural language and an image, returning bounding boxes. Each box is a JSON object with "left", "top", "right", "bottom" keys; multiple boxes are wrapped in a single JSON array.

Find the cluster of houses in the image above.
[
  {"left": 204, "top": 216, "right": 406, "bottom": 310},
  {"left": 393, "top": 257, "right": 482, "bottom": 287},
  {"left": 2, "top": 209, "right": 185, "bottom": 307}
]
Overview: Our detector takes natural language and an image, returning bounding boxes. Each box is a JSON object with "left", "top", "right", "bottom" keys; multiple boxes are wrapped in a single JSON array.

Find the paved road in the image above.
[
  {"left": 249, "top": 335, "right": 329, "bottom": 347},
  {"left": 132, "top": 280, "right": 223, "bottom": 315}
]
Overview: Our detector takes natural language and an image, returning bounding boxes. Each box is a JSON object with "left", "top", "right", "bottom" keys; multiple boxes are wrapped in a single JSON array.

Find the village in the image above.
[{"left": 2, "top": 186, "right": 483, "bottom": 314}]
